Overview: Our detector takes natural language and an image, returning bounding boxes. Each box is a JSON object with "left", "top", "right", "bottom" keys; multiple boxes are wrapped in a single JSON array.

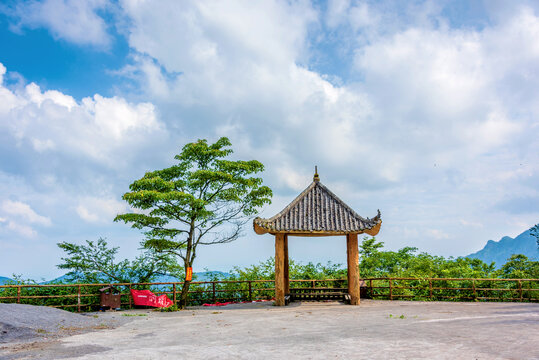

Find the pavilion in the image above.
[{"left": 253, "top": 169, "right": 382, "bottom": 305}]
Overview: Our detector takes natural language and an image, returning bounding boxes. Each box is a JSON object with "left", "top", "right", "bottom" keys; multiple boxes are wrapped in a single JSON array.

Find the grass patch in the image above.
[
  {"left": 157, "top": 305, "right": 181, "bottom": 312},
  {"left": 388, "top": 314, "right": 406, "bottom": 319}
]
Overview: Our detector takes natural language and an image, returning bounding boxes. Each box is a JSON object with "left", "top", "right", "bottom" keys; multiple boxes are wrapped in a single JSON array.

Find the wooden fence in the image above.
[
  {"left": 0, "top": 277, "right": 537, "bottom": 312},
  {"left": 367, "top": 277, "right": 539, "bottom": 302}
]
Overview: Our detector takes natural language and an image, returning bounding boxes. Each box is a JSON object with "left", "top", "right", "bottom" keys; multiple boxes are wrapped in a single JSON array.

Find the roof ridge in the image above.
[
  {"left": 263, "top": 180, "right": 375, "bottom": 223},
  {"left": 265, "top": 181, "right": 317, "bottom": 221}
]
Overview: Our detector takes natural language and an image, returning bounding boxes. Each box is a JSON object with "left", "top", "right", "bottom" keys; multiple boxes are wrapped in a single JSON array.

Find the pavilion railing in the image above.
[{"left": 0, "top": 277, "right": 537, "bottom": 312}]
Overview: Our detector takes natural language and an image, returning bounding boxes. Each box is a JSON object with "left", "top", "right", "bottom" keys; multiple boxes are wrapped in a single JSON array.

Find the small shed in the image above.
[{"left": 253, "top": 168, "right": 382, "bottom": 306}]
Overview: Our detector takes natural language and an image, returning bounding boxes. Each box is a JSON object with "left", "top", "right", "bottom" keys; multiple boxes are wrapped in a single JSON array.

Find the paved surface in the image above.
[{"left": 1, "top": 300, "right": 538, "bottom": 359}]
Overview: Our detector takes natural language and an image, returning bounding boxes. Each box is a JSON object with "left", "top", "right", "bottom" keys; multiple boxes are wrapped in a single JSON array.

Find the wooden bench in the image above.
[{"left": 288, "top": 287, "right": 349, "bottom": 301}]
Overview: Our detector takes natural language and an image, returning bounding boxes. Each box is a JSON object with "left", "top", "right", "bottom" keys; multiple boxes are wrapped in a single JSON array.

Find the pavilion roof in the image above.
[{"left": 253, "top": 172, "right": 381, "bottom": 236}]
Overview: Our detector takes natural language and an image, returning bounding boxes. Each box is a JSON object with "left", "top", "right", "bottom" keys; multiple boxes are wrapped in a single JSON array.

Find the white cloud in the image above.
[
  {"left": 76, "top": 197, "right": 129, "bottom": 223},
  {"left": 0, "top": 63, "right": 5, "bottom": 83},
  {"left": 0, "top": 200, "right": 51, "bottom": 238},
  {"left": 82, "top": 95, "right": 158, "bottom": 140},
  {"left": 0, "top": 64, "right": 165, "bottom": 166},
  {"left": 117, "top": 0, "right": 375, "bottom": 174},
  {"left": 25, "top": 83, "right": 77, "bottom": 110},
  {"left": 427, "top": 229, "right": 450, "bottom": 240},
  {"left": 121, "top": 0, "right": 316, "bottom": 73},
  {"left": 5, "top": 0, "right": 112, "bottom": 47},
  {"left": 276, "top": 165, "right": 310, "bottom": 192},
  {"left": 6, "top": 221, "right": 37, "bottom": 238},
  {"left": 327, "top": 0, "right": 379, "bottom": 31},
  {"left": 460, "top": 219, "right": 483, "bottom": 228},
  {"left": 1, "top": 200, "right": 51, "bottom": 226},
  {"left": 0, "top": 63, "right": 167, "bottom": 247},
  {"left": 31, "top": 138, "right": 56, "bottom": 152}
]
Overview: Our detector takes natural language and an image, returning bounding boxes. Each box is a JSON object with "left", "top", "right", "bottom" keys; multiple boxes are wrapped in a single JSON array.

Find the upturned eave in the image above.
[{"left": 253, "top": 217, "right": 382, "bottom": 237}]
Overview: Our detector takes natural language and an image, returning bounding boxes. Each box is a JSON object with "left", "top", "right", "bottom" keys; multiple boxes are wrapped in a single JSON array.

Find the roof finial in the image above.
[{"left": 313, "top": 165, "right": 320, "bottom": 182}]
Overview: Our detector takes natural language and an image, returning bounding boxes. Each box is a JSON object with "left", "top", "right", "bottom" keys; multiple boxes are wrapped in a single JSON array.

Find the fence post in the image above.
[
  {"left": 518, "top": 280, "right": 522, "bottom": 302},
  {"left": 429, "top": 279, "right": 433, "bottom": 300},
  {"left": 311, "top": 280, "right": 316, "bottom": 288},
  {"left": 389, "top": 279, "right": 393, "bottom": 300},
  {"left": 248, "top": 281, "right": 252, "bottom": 302},
  {"left": 129, "top": 284, "right": 132, "bottom": 309},
  {"left": 77, "top": 285, "right": 81, "bottom": 312},
  {"left": 369, "top": 279, "right": 373, "bottom": 298},
  {"left": 472, "top": 280, "right": 476, "bottom": 301},
  {"left": 173, "top": 283, "right": 177, "bottom": 305},
  {"left": 17, "top": 286, "right": 21, "bottom": 304},
  {"left": 212, "top": 282, "right": 216, "bottom": 303}
]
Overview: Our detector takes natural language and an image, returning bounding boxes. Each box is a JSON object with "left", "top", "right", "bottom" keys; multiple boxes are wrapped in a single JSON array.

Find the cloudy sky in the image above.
[{"left": 1, "top": 0, "right": 538, "bottom": 280}]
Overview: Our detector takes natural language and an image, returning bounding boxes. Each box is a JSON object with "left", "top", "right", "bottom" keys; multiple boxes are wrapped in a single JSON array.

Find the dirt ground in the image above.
[{"left": 1, "top": 300, "right": 538, "bottom": 359}]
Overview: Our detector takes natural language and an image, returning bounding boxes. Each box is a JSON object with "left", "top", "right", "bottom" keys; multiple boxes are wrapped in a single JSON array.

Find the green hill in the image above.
[
  {"left": 467, "top": 228, "right": 538, "bottom": 267},
  {"left": 0, "top": 276, "right": 14, "bottom": 285}
]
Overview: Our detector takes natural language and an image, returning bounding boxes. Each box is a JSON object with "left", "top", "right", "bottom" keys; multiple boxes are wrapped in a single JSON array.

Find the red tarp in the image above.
[{"left": 130, "top": 289, "right": 173, "bottom": 308}]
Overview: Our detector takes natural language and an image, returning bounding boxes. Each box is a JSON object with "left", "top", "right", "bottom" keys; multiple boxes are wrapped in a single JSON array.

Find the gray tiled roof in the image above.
[{"left": 254, "top": 179, "right": 381, "bottom": 235}]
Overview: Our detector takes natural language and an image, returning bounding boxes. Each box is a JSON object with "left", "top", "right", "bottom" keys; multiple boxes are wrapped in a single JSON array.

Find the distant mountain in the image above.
[
  {"left": 0, "top": 276, "right": 14, "bottom": 285},
  {"left": 42, "top": 274, "right": 71, "bottom": 284},
  {"left": 467, "top": 228, "right": 538, "bottom": 267}
]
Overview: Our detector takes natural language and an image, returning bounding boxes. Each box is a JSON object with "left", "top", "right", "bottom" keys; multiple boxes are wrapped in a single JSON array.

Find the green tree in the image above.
[
  {"left": 531, "top": 224, "right": 539, "bottom": 249},
  {"left": 498, "top": 254, "right": 539, "bottom": 279},
  {"left": 57, "top": 237, "right": 182, "bottom": 283},
  {"left": 115, "top": 137, "right": 272, "bottom": 308}
]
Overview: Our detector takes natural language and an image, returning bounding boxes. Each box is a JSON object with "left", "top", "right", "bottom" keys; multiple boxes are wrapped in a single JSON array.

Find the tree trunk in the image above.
[
  {"left": 178, "top": 223, "right": 196, "bottom": 309},
  {"left": 178, "top": 254, "right": 194, "bottom": 309},
  {"left": 178, "top": 280, "right": 191, "bottom": 309}
]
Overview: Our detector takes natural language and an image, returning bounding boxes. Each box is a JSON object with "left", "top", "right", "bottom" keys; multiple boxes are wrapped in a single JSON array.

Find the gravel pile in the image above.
[{"left": 0, "top": 303, "right": 128, "bottom": 344}]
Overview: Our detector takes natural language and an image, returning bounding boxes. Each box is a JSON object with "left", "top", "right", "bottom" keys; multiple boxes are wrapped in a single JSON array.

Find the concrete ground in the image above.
[{"left": 1, "top": 300, "right": 538, "bottom": 359}]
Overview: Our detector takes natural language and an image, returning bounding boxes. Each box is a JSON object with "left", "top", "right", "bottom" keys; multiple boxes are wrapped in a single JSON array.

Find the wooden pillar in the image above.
[
  {"left": 346, "top": 233, "right": 360, "bottom": 305},
  {"left": 274, "top": 233, "right": 286, "bottom": 306},
  {"left": 284, "top": 234, "right": 290, "bottom": 295}
]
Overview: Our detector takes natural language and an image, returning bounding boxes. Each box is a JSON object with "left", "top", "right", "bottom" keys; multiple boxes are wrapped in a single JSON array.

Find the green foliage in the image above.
[
  {"left": 356, "top": 237, "right": 538, "bottom": 301},
  {"left": 157, "top": 304, "right": 181, "bottom": 312},
  {"left": 499, "top": 254, "right": 539, "bottom": 279},
  {"left": 115, "top": 137, "right": 272, "bottom": 256},
  {"left": 359, "top": 237, "right": 497, "bottom": 279},
  {"left": 228, "top": 258, "right": 347, "bottom": 281},
  {"left": 0, "top": 275, "right": 103, "bottom": 310},
  {"left": 57, "top": 237, "right": 183, "bottom": 284}
]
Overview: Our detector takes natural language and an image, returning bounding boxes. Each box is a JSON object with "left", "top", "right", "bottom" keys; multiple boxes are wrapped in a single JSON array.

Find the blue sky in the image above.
[{"left": 0, "top": 0, "right": 538, "bottom": 280}]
